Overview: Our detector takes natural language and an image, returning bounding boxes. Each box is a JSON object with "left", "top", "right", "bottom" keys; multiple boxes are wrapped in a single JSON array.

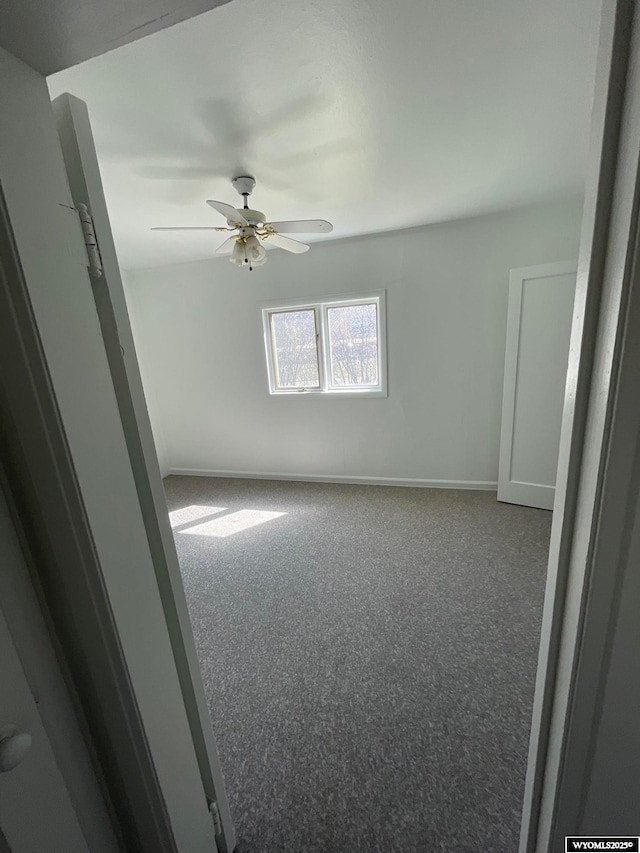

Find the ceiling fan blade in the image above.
[
  {"left": 266, "top": 219, "right": 333, "bottom": 234},
  {"left": 206, "top": 199, "right": 248, "bottom": 226},
  {"left": 151, "top": 226, "right": 221, "bottom": 231},
  {"left": 216, "top": 236, "right": 237, "bottom": 255},
  {"left": 264, "top": 233, "right": 310, "bottom": 254}
]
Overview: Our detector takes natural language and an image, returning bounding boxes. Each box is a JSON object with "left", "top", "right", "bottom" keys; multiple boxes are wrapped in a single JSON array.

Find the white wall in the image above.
[{"left": 124, "top": 199, "right": 583, "bottom": 486}]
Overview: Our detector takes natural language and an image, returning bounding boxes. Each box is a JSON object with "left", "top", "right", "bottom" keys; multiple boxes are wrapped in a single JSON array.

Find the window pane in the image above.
[
  {"left": 270, "top": 309, "right": 320, "bottom": 388},
  {"left": 327, "top": 303, "right": 379, "bottom": 387}
]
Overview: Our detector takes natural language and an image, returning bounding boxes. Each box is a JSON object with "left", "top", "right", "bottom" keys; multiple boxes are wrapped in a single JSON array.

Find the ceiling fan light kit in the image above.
[
  {"left": 230, "top": 234, "right": 267, "bottom": 267},
  {"left": 151, "top": 175, "right": 333, "bottom": 270}
]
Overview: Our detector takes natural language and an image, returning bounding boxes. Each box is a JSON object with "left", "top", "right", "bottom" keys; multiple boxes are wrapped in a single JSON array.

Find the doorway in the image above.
[{"left": 2, "top": 1, "right": 632, "bottom": 852}]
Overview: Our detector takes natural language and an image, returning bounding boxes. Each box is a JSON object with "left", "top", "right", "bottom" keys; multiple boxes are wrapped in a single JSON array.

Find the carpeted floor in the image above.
[{"left": 164, "top": 476, "right": 551, "bottom": 853}]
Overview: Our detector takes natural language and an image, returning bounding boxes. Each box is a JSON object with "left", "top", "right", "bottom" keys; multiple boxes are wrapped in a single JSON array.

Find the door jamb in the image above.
[{"left": 519, "top": 1, "right": 639, "bottom": 849}]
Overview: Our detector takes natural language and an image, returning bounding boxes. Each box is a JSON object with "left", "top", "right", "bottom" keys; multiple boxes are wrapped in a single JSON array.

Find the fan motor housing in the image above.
[{"left": 234, "top": 209, "right": 265, "bottom": 227}]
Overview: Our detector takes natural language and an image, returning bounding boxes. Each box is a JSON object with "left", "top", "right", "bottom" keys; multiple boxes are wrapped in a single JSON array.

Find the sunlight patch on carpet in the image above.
[
  {"left": 169, "top": 504, "right": 228, "bottom": 528},
  {"left": 181, "top": 509, "right": 287, "bottom": 538}
]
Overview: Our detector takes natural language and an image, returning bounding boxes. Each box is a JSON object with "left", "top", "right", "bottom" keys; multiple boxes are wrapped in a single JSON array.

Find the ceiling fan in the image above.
[{"left": 151, "top": 176, "right": 333, "bottom": 270}]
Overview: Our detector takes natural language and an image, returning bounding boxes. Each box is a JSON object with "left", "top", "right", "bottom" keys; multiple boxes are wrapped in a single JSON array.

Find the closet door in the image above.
[{"left": 498, "top": 261, "right": 577, "bottom": 510}]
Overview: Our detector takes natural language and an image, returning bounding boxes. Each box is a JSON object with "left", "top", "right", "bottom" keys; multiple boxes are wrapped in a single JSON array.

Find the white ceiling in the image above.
[{"left": 48, "top": 0, "right": 602, "bottom": 270}]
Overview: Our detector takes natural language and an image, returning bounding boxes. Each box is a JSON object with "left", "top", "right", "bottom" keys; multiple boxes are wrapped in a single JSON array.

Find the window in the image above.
[{"left": 262, "top": 292, "right": 387, "bottom": 395}]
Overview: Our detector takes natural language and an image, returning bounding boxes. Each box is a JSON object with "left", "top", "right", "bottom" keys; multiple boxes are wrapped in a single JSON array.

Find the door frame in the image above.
[{"left": 519, "top": 1, "right": 640, "bottom": 849}]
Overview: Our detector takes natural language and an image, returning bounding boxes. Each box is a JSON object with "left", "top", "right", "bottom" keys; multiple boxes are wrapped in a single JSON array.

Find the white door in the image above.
[
  {"left": 51, "top": 92, "right": 235, "bottom": 852},
  {"left": 0, "top": 45, "right": 231, "bottom": 852},
  {"left": 498, "top": 261, "right": 577, "bottom": 510},
  {"left": 0, "top": 489, "right": 92, "bottom": 853},
  {"left": 0, "top": 610, "right": 92, "bottom": 853}
]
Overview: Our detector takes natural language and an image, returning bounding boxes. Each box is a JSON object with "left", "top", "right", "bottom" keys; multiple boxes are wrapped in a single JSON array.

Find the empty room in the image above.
[{"left": 45, "top": 0, "right": 601, "bottom": 850}]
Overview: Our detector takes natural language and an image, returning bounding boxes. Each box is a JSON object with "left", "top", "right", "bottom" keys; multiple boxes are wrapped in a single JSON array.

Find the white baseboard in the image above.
[{"left": 167, "top": 468, "right": 497, "bottom": 491}]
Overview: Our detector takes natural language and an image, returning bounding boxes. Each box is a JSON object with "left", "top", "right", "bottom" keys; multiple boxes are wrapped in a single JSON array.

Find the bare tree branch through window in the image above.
[
  {"left": 327, "top": 303, "right": 378, "bottom": 386},
  {"left": 271, "top": 309, "right": 320, "bottom": 388}
]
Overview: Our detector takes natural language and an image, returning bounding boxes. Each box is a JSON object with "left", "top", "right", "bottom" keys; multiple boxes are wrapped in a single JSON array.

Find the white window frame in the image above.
[{"left": 261, "top": 291, "right": 387, "bottom": 397}]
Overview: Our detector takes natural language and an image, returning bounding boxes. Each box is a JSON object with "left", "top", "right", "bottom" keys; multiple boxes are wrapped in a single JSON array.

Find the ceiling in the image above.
[
  {"left": 0, "top": 0, "right": 230, "bottom": 75},
  {"left": 48, "top": 0, "right": 602, "bottom": 270}
]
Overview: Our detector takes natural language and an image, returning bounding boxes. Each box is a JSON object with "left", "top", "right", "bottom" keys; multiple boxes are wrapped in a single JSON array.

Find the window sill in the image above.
[{"left": 268, "top": 388, "right": 388, "bottom": 398}]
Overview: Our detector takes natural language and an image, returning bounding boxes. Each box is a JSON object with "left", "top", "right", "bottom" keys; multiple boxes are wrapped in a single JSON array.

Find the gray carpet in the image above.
[{"left": 164, "top": 476, "right": 551, "bottom": 853}]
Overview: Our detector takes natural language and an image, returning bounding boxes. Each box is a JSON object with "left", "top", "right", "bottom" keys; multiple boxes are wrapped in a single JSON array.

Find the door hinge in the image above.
[
  {"left": 209, "top": 800, "right": 222, "bottom": 837},
  {"left": 76, "top": 203, "right": 103, "bottom": 278}
]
